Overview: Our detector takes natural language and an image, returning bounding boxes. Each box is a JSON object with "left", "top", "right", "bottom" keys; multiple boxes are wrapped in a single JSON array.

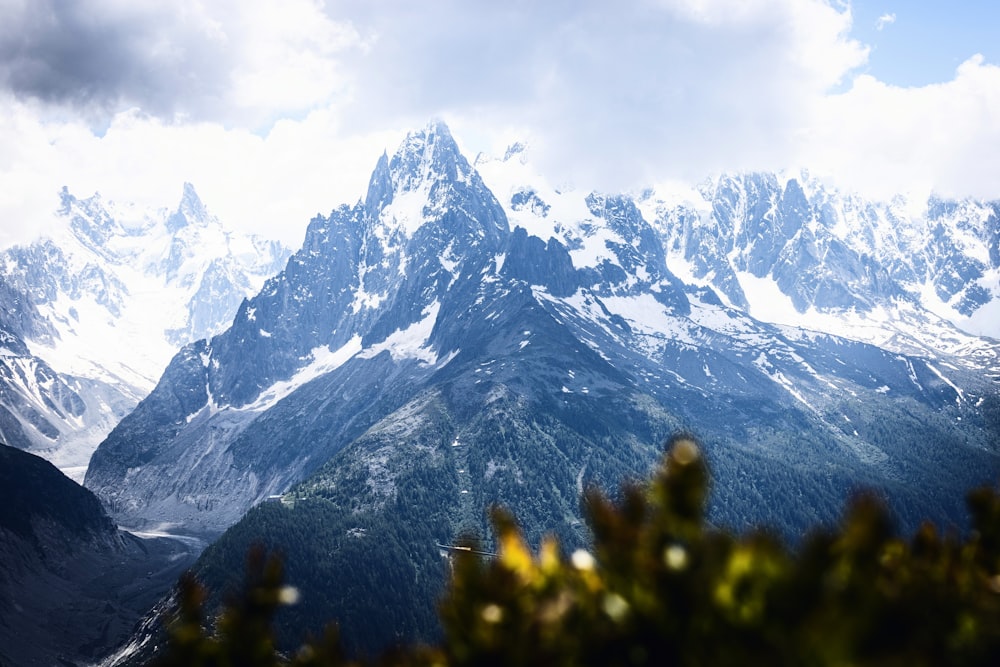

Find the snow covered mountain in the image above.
[
  {"left": 85, "top": 122, "right": 1000, "bottom": 547},
  {"left": 0, "top": 185, "right": 290, "bottom": 479},
  {"left": 640, "top": 171, "right": 1000, "bottom": 351}
]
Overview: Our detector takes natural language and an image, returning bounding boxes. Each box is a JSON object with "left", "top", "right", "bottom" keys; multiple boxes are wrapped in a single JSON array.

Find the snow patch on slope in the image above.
[
  {"left": 243, "top": 335, "right": 364, "bottom": 413},
  {"left": 360, "top": 300, "right": 441, "bottom": 365},
  {"left": 753, "top": 352, "right": 815, "bottom": 412},
  {"left": 734, "top": 269, "right": 1000, "bottom": 373},
  {"left": 600, "top": 293, "right": 696, "bottom": 347},
  {"left": 30, "top": 269, "right": 178, "bottom": 392},
  {"left": 380, "top": 187, "right": 435, "bottom": 239},
  {"left": 735, "top": 271, "right": 804, "bottom": 328},
  {"left": 476, "top": 146, "right": 618, "bottom": 270}
]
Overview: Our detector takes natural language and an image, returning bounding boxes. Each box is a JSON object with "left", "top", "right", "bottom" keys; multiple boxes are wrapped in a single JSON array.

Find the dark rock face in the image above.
[
  {"left": 0, "top": 276, "right": 95, "bottom": 453},
  {"left": 581, "top": 193, "right": 691, "bottom": 314},
  {"left": 502, "top": 226, "right": 577, "bottom": 297},
  {"left": 0, "top": 443, "right": 115, "bottom": 542},
  {"left": 0, "top": 445, "right": 199, "bottom": 667}
]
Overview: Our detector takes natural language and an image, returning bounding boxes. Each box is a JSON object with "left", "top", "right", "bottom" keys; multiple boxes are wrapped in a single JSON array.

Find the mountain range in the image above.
[
  {"left": 75, "top": 122, "right": 999, "bottom": 656},
  {"left": 1, "top": 120, "right": 998, "bottom": 660},
  {"left": 84, "top": 122, "right": 1000, "bottom": 536}
]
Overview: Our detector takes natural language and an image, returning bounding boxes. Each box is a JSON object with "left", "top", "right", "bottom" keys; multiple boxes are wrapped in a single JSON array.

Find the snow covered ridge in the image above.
[
  {"left": 478, "top": 148, "right": 1000, "bottom": 344},
  {"left": 0, "top": 183, "right": 290, "bottom": 476},
  {"left": 649, "top": 173, "right": 999, "bottom": 341}
]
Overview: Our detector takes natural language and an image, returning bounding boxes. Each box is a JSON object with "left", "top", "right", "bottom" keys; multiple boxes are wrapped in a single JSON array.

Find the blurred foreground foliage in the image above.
[{"left": 152, "top": 437, "right": 1000, "bottom": 666}]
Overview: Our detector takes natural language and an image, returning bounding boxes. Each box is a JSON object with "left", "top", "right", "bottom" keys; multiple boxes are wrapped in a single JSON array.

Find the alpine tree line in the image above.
[{"left": 152, "top": 436, "right": 1000, "bottom": 666}]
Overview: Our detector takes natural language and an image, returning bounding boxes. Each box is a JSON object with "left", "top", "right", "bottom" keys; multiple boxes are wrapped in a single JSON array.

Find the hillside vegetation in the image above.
[{"left": 152, "top": 437, "right": 1000, "bottom": 666}]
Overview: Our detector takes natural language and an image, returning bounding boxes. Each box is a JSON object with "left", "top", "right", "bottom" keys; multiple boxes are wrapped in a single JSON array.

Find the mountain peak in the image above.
[
  {"left": 503, "top": 141, "right": 527, "bottom": 161},
  {"left": 58, "top": 185, "right": 78, "bottom": 215},
  {"left": 389, "top": 120, "right": 472, "bottom": 193},
  {"left": 167, "top": 182, "right": 211, "bottom": 232},
  {"left": 358, "top": 120, "right": 508, "bottom": 246},
  {"left": 364, "top": 151, "right": 394, "bottom": 218}
]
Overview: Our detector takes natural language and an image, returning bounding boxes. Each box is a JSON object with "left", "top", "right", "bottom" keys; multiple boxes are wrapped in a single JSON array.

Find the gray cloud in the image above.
[
  {"left": 0, "top": 1, "right": 229, "bottom": 120},
  {"left": 0, "top": 0, "right": 864, "bottom": 171}
]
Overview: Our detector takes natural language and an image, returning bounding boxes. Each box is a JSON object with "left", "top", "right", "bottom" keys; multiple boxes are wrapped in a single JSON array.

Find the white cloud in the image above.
[
  {"left": 522, "top": 0, "right": 867, "bottom": 190},
  {"left": 805, "top": 54, "right": 1000, "bottom": 200},
  {"left": 875, "top": 12, "right": 896, "bottom": 31},
  {"left": 0, "top": 0, "right": 998, "bottom": 250},
  {"left": 215, "top": 1, "right": 368, "bottom": 127},
  {"left": 328, "top": 0, "right": 869, "bottom": 192},
  {"left": 0, "top": 94, "right": 399, "bottom": 247}
]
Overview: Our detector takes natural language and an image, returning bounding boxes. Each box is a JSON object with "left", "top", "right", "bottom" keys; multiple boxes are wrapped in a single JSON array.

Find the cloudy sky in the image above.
[{"left": 1, "top": 0, "right": 998, "bottom": 248}]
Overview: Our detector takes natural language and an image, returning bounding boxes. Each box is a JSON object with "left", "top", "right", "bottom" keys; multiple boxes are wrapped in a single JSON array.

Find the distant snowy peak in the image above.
[
  {"left": 20, "top": 183, "right": 291, "bottom": 360},
  {"left": 474, "top": 144, "right": 999, "bottom": 346},
  {"left": 475, "top": 142, "right": 604, "bottom": 264},
  {"left": 635, "top": 171, "right": 1000, "bottom": 341},
  {"left": 167, "top": 182, "right": 211, "bottom": 232},
  {"left": 58, "top": 188, "right": 153, "bottom": 262},
  {"left": 0, "top": 183, "right": 290, "bottom": 474},
  {"left": 476, "top": 143, "right": 688, "bottom": 311}
]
